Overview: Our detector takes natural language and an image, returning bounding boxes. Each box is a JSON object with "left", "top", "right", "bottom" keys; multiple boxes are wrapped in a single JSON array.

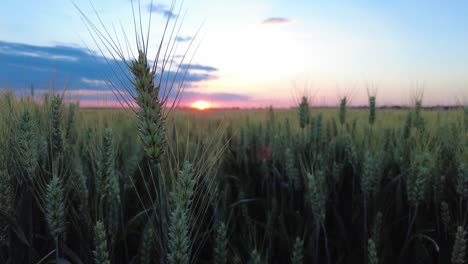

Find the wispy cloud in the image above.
[
  {"left": 73, "top": 99, "right": 138, "bottom": 108},
  {"left": 0, "top": 40, "right": 220, "bottom": 106},
  {"left": 34, "top": 89, "right": 119, "bottom": 97},
  {"left": 66, "top": 89, "right": 117, "bottom": 96},
  {"left": 262, "top": 17, "right": 292, "bottom": 25},
  {"left": 182, "top": 92, "right": 250, "bottom": 102},
  {"left": 180, "top": 64, "right": 218, "bottom": 72},
  {"left": 0, "top": 43, "right": 79, "bottom": 62},
  {"left": 147, "top": 3, "right": 176, "bottom": 19},
  {"left": 81, "top": 77, "right": 108, "bottom": 86},
  {"left": 175, "top": 36, "right": 192, "bottom": 42},
  {"left": 6, "top": 63, "right": 50, "bottom": 72}
]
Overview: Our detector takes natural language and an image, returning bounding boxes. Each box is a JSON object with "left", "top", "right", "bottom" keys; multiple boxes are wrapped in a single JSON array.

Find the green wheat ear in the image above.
[
  {"left": 339, "top": 96, "right": 347, "bottom": 126},
  {"left": 298, "top": 96, "right": 310, "bottom": 129},
  {"left": 139, "top": 224, "right": 155, "bottom": 264},
  {"left": 101, "top": 128, "right": 120, "bottom": 243},
  {"left": 65, "top": 103, "right": 77, "bottom": 145},
  {"left": 173, "top": 162, "right": 195, "bottom": 209},
  {"left": 291, "top": 237, "right": 304, "bottom": 264},
  {"left": 18, "top": 109, "right": 38, "bottom": 181},
  {"left": 71, "top": 155, "right": 88, "bottom": 208},
  {"left": 98, "top": 128, "right": 120, "bottom": 204},
  {"left": 307, "top": 170, "right": 327, "bottom": 225},
  {"left": 94, "top": 220, "right": 111, "bottom": 264},
  {"left": 50, "top": 95, "right": 64, "bottom": 157},
  {"left": 403, "top": 112, "right": 413, "bottom": 139},
  {"left": 413, "top": 99, "right": 427, "bottom": 132},
  {"left": 285, "top": 148, "right": 300, "bottom": 190},
  {"left": 451, "top": 226, "right": 467, "bottom": 264},
  {"left": 361, "top": 151, "right": 380, "bottom": 200},
  {"left": 407, "top": 152, "right": 432, "bottom": 207},
  {"left": 130, "top": 50, "right": 165, "bottom": 164},
  {"left": 344, "top": 134, "right": 358, "bottom": 169},
  {"left": 368, "top": 96, "right": 376, "bottom": 126},
  {"left": 213, "top": 222, "right": 228, "bottom": 264},
  {"left": 103, "top": 128, "right": 120, "bottom": 203},
  {"left": 167, "top": 161, "right": 195, "bottom": 264},
  {"left": 46, "top": 175, "right": 65, "bottom": 241},
  {"left": 167, "top": 206, "right": 190, "bottom": 264},
  {"left": 314, "top": 112, "right": 324, "bottom": 149}
]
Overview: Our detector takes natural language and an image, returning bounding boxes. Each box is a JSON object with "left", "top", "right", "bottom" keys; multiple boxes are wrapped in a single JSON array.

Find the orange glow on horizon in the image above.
[{"left": 191, "top": 100, "right": 212, "bottom": 110}]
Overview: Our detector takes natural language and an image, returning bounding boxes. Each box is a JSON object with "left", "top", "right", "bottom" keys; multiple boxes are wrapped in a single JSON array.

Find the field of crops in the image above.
[{"left": 0, "top": 89, "right": 467, "bottom": 263}]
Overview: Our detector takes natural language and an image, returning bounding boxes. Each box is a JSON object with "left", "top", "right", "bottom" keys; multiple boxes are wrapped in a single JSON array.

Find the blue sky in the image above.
[{"left": 1, "top": 0, "right": 467, "bottom": 107}]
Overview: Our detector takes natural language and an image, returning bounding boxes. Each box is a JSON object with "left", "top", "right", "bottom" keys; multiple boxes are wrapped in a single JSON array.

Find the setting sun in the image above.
[{"left": 191, "top": 100, "right": 211, "bottom": 110}]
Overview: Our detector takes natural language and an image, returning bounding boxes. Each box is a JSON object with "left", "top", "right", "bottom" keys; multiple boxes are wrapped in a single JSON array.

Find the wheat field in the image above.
[
  {"left": 0, "top": 89, "right": 467, "bottom": 263},
  {"left": 1, "top": 1, "right": 468, "bottom": 263}
]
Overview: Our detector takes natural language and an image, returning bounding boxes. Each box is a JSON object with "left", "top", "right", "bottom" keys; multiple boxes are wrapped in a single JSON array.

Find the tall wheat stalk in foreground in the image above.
[{"left": 76, "top": 1, "right": 226, "bottom": 263}]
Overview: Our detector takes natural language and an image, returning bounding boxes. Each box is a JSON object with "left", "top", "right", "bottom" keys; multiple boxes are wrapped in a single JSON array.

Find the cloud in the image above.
[
  {"left": 0, "top": 41, "right": 86, "bottom": 59},
  {"left": 147, "top": 3, "right": 176, "bottom": 19},
  {"left": 66, "top": 89, "right": 117, "bottom": 96},
  {"left": 6, "top": 63, "right": 50, "bottom": 72},
  {"left": 262, "top": 17, "right": 292, "bottom": 25},
  {"left": 175, "top": 36, "right": 192, "bottom": 42},
  {"left": 182, "top": 92, "right": 250, "bottom": 102},
  {"left": 0, "top": 42, "right": 79, "bottom": 62},
  {"left": 180, "top": 64, "right": 218, "bottom": 72},
  {"left": 33, "top": 89, "right": 119, "bottom": 97},
  {"left": 0, "top": 40, "right": 219, "bottom": 104},
  {"left": 72, "top": 99, "right": 138, "bottom": 108},
  {"left": 81, "top": 78, "right": 108, "bottom": 86}
]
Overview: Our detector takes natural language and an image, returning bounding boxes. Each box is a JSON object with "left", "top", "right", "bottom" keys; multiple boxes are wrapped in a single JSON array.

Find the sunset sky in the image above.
[{"left": 1, "top": 0, "right": 467, "bottom": 108}]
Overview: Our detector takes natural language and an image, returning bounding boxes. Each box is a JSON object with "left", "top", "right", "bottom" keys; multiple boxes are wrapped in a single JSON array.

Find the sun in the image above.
[{"left": 191, "top": 100, "right": 211, "bottom": 110}]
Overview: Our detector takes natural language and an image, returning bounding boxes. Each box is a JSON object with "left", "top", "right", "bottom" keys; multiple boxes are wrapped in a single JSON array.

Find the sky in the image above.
[{"left": 1, "top": 0, "right": 467, "bottom": 108}]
